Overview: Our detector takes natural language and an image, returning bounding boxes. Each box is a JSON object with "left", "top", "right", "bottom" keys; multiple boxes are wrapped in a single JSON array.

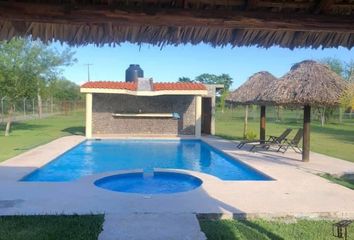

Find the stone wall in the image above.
[{"left": 92, "top": 94, "right": 196, "bottom": 135}]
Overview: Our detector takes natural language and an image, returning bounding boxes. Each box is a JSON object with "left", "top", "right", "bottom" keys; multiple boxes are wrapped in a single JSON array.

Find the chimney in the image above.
[{"left": 136, "top": 78, "right": 153, "bottom": 91}]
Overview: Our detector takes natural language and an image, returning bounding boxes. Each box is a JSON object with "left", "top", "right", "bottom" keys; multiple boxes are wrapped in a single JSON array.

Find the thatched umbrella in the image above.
[
  {"left": 257, "top": 60, "right": 347, "bottom": 161},
  {"left": 227, "top": 71, "right": 278, "bottom": 141}
]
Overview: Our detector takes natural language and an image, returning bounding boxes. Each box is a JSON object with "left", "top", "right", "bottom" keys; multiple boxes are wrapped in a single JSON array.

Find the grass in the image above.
[
  {"left": 320, "top": 173, "right": 354, "bottom": 190},
  {"left": 0, "top": 111, "right": 84, "bottom": 162},
  {"left": 215, "top": 108, "right": 354, "bottom": 162},
  {"left": 199, "top": 219, "right": 354, "bottom": 240},
  {"left": 0, "top": 109, "right": 352, "bottom": 239},
  {"left": 0, "top": 214, "right": 103, "bottom": 240},
  {"left": 1, "top": 107, "right": 353, "bottom": 163}
]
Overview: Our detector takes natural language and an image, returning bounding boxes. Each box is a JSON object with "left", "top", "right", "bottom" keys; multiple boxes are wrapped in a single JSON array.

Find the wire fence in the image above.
[
  {"left": 0, "top": 97, "right": 84, "bottom": 123},
  {"left": 222, "top": 105, "right": 354, "bottom": 125}
]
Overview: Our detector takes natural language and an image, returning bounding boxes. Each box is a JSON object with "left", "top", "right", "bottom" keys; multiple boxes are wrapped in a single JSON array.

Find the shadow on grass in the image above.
[
  {"left": 0, "top": 122, "right": 49, "bottom": 132},
  {"left": 320, "top": 173, "right": 354, "bottom": 190},
  {"left": 240, "top": 220, "right": 284, "bottom": 240},
  {"left": 199, "top": 218, "right": 284, "bottom": 240},
  {"left": 61, "top": 126, "right": 85, "bottom": 135}
]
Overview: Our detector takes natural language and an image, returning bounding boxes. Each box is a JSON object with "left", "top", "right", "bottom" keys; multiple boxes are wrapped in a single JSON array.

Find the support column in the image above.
[
  {"left": 302, "top": 105, "right": 311, "bottom": 162},
  {"left": 243, "top": 105, "right": 248, "bottom": 139},
  {"left": 85, "top": 93, "right": 93, "bottom": 139},
  {"left": 195, "top": 95, "right": 202, "bottom": 138},
  {"left": 210, "top": 92, "right": 216, "bottom": 135},
  {"left": 260, "top": 105, "right": 266, "bottom": 143}
]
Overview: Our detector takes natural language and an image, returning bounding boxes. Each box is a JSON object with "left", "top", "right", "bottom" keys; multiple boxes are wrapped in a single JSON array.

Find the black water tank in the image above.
[{"left": 125, "top": 64, "right": 144, "bottom": 82}]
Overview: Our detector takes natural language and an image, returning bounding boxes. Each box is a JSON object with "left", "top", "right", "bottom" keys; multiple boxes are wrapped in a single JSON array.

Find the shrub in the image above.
[{"left": 245, "top": 130, "right": 257, "bottom": 140}]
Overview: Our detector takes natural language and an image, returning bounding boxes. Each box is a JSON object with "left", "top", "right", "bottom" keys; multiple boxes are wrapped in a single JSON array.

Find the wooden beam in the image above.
[
  {"left": 312, "top": 0, "right": 334, "bottom": 14},
  {"left": 244, "top": 0, "right": 258, "bottom": 10},
  {"left": 0, "top": 2, "right": 353, "bottom": 33},
  {"left": 260, "top": 105, "right": 266, "bottom": 144},
  {"left": 302, "top": 105, "right": 311, "bottom": 162}
]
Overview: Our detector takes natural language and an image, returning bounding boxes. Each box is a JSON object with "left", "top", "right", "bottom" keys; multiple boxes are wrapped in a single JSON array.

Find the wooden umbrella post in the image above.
[
  {"left": 260, "top": 105, "right": 266, "bottom": 144},
  {"left": 243, "top": 105, "right": 248, "bottom": 139},
  {"left": 303, "top": 105, "right": 311, "bottom": 162}
]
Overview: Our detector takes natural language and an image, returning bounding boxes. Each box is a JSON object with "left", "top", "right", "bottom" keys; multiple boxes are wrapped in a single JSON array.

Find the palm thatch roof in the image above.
[
  {"left": 0, "top": 0, "right": 353, "bottom": 49},
  {"left": 256, "top": 60, "right": 347, "bottom": 107},
  {"left": 227, "top": 71, "right": 277, "bottom": 105}
]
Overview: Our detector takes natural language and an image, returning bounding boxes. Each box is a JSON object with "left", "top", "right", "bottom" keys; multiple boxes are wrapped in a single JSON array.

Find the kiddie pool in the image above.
[{"left": 94, "top": 171, "right": 203, "bottom": 194}]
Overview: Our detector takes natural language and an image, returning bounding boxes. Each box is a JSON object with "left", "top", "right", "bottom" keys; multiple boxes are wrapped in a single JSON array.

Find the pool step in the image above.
[{"left": 98, "top": 213, "right": 206, "bottom": 240}]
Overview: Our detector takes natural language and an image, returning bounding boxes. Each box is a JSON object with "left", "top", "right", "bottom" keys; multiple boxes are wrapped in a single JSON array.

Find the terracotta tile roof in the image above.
[
  {"left": 81, "top": 81, "right": 137, "bottom": 91},
  {"left": 153, "top": 82, "right": 206, "bottom": 91},
  {"left": 81, "top": 81, "right": 206, "bottom": 91}
]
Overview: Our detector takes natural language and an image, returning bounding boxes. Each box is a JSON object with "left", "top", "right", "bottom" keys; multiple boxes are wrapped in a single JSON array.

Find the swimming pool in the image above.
[
  {"left": 94, "top": 172, "right": 203, "bottom": 194},
  {"left": 22, "top": 139, "right": 271, "bottom": 182}
]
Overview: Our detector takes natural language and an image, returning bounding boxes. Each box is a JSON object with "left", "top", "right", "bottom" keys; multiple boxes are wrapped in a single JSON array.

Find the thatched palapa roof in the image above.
[
  {"left": 227, "top": 71, "right": 277, "bottom": 105},
  {"left": 0, "top": 1, "right": 353, "bottom": 49},
  {"left": 256, "top": 60, "right": 347, "bottom": 107}
]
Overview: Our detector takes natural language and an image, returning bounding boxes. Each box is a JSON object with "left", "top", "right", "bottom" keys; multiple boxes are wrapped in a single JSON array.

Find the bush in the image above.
[{"left": 245, "top": 130, "right": 257, "bottom": 140}]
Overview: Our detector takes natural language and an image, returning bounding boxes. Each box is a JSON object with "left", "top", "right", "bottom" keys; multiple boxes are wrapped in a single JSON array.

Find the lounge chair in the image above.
[
  {"left": 237, "top": 128, "right": 292, "bottom": 149},
  {"left": 277, "top": 128, "right": 303, "bottom": 153},
  {"left": 249, "top": 128, "right": 293, "bottom": 152}
]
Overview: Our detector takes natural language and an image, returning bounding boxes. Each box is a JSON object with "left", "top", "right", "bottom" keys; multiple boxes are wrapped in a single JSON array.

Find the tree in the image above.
[
  {"left": 216, "top": 74, "right": 233, "bottom": 91},
  {"left": 194, "top": 73, "right": 233, "bottom": 113},
  {"left": 48, "top": 78, "right": 82, "bottom": 101},
  {"left": 319, "top": 57, "right": 354, "bottom": 123},
  {"left": 179, "top": 73, "right": 233, "bottom": 91},
  {"left": 178, "top": 73, "right": 234, "bottom": 113},
  {"left": 0, "top": 39, "right": 37, "bottom": 136},
  {"left": 219, "top": 90, "right": 229, "bottom": 113},
  {"left": 0, "top": 38, "right": 76, "bottom": 136},
  {"left": 27, "top": 41, "right": 76, "bottom": 118},
  {"left": 341, "top": 82, "right": 354, "bottom": 113},
  {"left": 178, "top": 77, "right": 193, "bottom": 82},
  {"left": 320, "top": 57, "right": 354, "bottom": 82},
  {"left": 320, "top": 58, "right": 344, "bottom": 76},
  {"left": 194, "top": 73, "right": 233, "bottom": 91},
  {"left": 344, "top": 60, "right": 354, "bottom": 82}
]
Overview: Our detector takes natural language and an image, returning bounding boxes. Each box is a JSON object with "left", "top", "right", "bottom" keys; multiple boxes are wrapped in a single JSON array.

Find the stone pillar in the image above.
[
  {"left": 85, "top": 93, "right": 93, "bottom": 138},
  {"left": 195, "top": 95, "right": 202, "bottom": 138}
]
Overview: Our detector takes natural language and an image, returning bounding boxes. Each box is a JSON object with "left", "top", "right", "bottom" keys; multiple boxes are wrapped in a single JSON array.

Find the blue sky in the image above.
[{"left": 54, "top": 42, "right": 354, "bottom": 90}]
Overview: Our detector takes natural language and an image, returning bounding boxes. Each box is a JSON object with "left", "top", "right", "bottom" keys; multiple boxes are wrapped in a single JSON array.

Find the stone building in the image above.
[{"left": 80, "top": 79, "right": 217, "bottom": 138}]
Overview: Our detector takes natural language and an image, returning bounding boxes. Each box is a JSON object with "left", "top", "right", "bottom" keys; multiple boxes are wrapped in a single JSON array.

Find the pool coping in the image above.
[{"left": 75, "top": 168, "right": 223, "bottom": 198}]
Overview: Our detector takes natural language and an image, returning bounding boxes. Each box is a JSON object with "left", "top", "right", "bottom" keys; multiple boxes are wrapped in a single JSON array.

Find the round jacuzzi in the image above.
[{"left": 94, "top": 171, "right": 202, "bottom": 194}]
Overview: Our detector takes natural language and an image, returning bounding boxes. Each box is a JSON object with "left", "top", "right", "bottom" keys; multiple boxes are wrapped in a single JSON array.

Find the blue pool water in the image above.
[
  {"left": 22, "top": 139, "right": 271, "bottom": 182},
  {"left": 95, "top": 172, "right": 203, "bottom": 194}
]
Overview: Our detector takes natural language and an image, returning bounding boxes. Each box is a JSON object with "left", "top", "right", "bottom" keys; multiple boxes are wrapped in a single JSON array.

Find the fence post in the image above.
[
  {"left": 23, "top": 98, "right": 26, "bottom": 118},
  {"left": 32, "top": 98, "right": 35, "bottom": 116},
  {"left": 51, "top": 97, "right": 54, "bottom": 114},
  {"left": 0, "top": 97, "right": 4, "bottom": 123}
]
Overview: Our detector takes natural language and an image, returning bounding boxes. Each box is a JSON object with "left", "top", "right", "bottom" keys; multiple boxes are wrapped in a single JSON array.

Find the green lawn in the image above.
[
  {"left": 216, "top": 108, "right": 354, "bottom": 162},
  {"left": 0, "top": 215, "right": 103, "bottom": 240},
  {"left": 320, "top": 173, "right": 354, "bottom": 190},
  {"left": 199, "top": 219, "right": 354, "bottom": 240},
  {"left": 1, "top": 109, "right": 353, "bottom": 163},
  {"left": 0, "top": 111, "right": 84, "bottom": 162}
]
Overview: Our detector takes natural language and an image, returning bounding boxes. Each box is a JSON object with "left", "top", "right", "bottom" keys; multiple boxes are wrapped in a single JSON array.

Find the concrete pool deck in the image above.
[{"left": 0, "top": 135, "right": 353, "bottom": 219}]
